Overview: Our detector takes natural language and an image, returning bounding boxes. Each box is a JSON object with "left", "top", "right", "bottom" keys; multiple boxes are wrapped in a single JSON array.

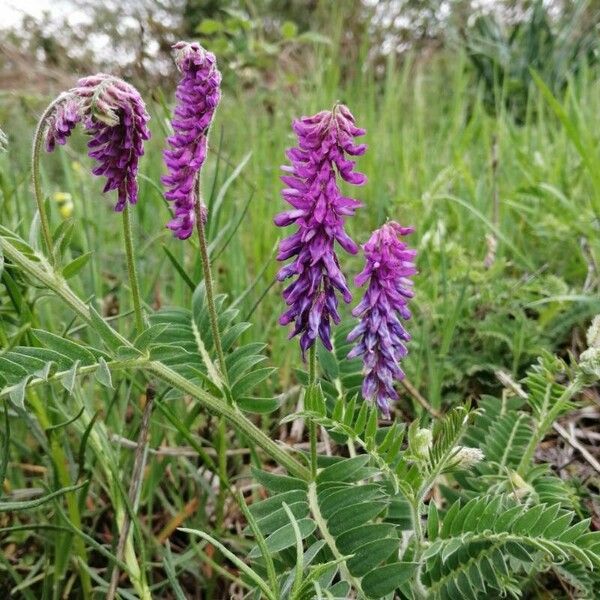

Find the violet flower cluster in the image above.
[
  {"left": 45, "top": 96, "right": 81, "bottom": 152},
  {"left": 275, "top": 105, "right": 367, "bottom": 356},
  {"left": 348, "top": 222, "right": 417, "bottom": 417},
  {"left": 44, "top": 75, "right": 151, "bottom": 211},
  {"left": 162, "top": 42, "right": 221, "bottom": 239}
]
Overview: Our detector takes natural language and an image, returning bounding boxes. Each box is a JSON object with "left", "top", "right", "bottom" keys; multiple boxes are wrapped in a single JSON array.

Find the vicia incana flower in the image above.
[
  {"left": 162, "top": 42, "right": 221, "bottom": 239},
  {"left": 275, "top": 105, "right": 367, "bottom": 356},
  {"left": 44, "top": 75, "right": 151, "bottom": 211},
  {"left": 348, "top": 221, "right": 416, "bottom": 416}
]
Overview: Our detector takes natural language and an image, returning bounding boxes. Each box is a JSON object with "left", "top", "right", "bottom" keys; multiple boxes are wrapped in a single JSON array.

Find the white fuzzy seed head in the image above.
[
  {"left": 586, "top": 315, "right": 600, "bottom": 349},
  {"left": 455, "top": 446, "right": 484, "bottom": 469}
]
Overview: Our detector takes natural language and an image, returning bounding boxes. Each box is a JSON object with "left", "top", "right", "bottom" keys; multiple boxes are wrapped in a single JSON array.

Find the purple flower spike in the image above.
[
  {"left": 275, "top": 105, "right": 367, "bottom": 357},
  {"left": 162, "top": 42, "right": 222, "bottom": 240},
  {"left": 348, "top": 222, "right": 417, "bottom": 417},
  {"left": 44, "top": 74, "right": 151, "bottom": 211}
]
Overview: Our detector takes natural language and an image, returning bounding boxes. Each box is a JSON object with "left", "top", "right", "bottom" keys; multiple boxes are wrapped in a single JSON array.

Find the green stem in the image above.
[
  {"left": 27, "top": 391, "right": 92, "bottom": 599},
  {"left": 235, "top": 491, "right": 280, "bottom": 598},
  {"left": 409, "top": 497, "right": 428, "bottom": 600},
  {"left": 32, "top": 94, "right": 70, "bottom": 263},
  {"left": 62, "top": 395, "right": 149, "bottom": 598},
  {"left": 0, "top": 359, "right": 144, "bottom": 401},
  {"left": 122, "top": 204, "right": 144, "bottom": 334},
  {"left": 308, "top": 345, "right": 318, "bottom": 479},
  {"left": 308, "top": 482, "right": 365, "bottom": 598},
  {"left": 517, "top": 379, "right": 583, "bottom": 476},
  {"left": 194, "top": 195, "right": 227, "bottom": 381},
  {"left": 0, "top": 236, "right": 310, "bottom": 480},
  {"left": 149, "top": 361, "right": 309, "bottom": 479},
  {"left": 193, "top": 191, "right": 231, "bottom": 586},
  {"left": 215, "top": 416, "right": 229, "bottom": 531}
]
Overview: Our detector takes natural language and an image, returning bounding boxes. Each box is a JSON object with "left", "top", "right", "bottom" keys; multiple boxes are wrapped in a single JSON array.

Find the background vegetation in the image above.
[{"left": 1, "top": 0, "right": 600, "bottom": 598}]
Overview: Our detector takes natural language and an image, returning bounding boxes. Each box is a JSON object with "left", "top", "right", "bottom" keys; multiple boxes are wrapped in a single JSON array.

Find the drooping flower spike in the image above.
[
  {"left": 275, "top": 104, "right": 367, "bottom": 356},
  {"left": 44, "top": 75, "right": 151, "bottom": 211},
  {"left": 162, "top": 41, "right": 222, "bottom": 239},
  {"left": 348, "top": 221, "right": 417, "bottom": 417}
]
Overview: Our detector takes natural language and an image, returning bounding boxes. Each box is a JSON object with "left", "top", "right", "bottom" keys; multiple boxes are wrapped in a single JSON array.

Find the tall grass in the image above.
[{"left": 1, "top": 21, "right": 600, "bottom": 596}]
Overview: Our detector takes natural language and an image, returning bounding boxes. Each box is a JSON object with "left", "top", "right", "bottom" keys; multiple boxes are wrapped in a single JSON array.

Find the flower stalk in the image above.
[
  {"left": 194, "top": 193, "right": 228, "bottom": 380},
  {"left": 32, "top": 95, "right": 70, "bottom": 261},
  {"left": 122, "top": 203, "right": 145, "bottom": 334},
  {"left": 308, "top": 345, "right": 318, "bottom": 479}
]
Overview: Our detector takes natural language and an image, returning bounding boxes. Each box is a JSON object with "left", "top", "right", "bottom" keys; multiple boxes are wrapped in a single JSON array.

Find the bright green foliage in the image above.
[
  {"left": 422, "top": 496, "right": 600, "bottom": 599},
  {"left": 465, "top": 0, "right": 599, "bottom": 120},
  {"left": 238, "top": 352, "right": 599, "bottom": 599},
  {"left": 453, "top": 353, "right": 585, "bottom": 512}
]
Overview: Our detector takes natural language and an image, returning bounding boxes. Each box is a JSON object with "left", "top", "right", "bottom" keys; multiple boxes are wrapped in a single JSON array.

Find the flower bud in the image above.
[
  {"left": 579, "top": 315, "right": 600, "bottom": 381},
  {"left": 508, "top": 470, "right": 534, "bottom": 500},
  {"left": 53, "top": 192, "right": 74, "bottom": 219},
  {"left": 410, "top": 428, "right": 432, "bottom": 461}
]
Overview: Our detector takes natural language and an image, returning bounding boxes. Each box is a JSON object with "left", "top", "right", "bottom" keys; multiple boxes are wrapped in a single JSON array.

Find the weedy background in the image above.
[{"left": 1, "top": 1, "right": 600, "bottom": 598}]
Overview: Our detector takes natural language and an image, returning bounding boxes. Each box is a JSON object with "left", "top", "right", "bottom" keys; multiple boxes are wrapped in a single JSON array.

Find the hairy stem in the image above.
[
  {"left": 517, "top": 378, "right": 584, "bottom": 476},
  {"left": 149, "top": 361, "right": 309, "bottom": 479},
  {"left": 0, "top": 359, "right": 144, "bottom": 401},
  {"left": 32, "top": 94, "right": 70, "bottom": 262},
  {"left": 122, "top": 204, "right": 145, "bottom": 334},
  {"left": 193, "top": 188, "right": 231, "bottom": 580},
  {"left": 409, "top": 497, "right": 428, "bottom": 600},
  {"left": 106, "top": 386, "right": 154, "bottom": 600},
  {"left": 307, "top": 482, "right": 365, "bottom": 598},
  {"left": 308, "top": 345, "right": 318, "bottom": 479},
  {"left": 215, "top": 416, "right": 229, "bottom": 531},
  {"left": 194, "top": 193, "right": 227, "bottom": 381}
]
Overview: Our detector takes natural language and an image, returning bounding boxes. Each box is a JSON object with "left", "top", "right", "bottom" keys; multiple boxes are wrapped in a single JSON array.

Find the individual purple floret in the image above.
[
  {"left": 44, "top": 74, "right": 151, "bottom": 211},
  {"left": 44, "top": 97, "right": 81, "bottom": 152},
  {"left": 162, "top": 42, "right": 222, "bottom": 239},
  {"left": 348, "top": 221, "right": 417, "bottom": 417},
  {"left": 275, "top": 105, "right": 367, "bottom": 356}
]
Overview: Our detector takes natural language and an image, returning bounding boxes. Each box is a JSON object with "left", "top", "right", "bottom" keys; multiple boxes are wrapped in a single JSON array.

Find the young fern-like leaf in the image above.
[
  {"left": 426, "top": 405, "right": 472, "bottom": 474},
  {"left": 524, "top": 352, "right": 573, "bottom": 420},
  {"left": 180, "top": 527, "right": 277, "bottom": 600}
]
